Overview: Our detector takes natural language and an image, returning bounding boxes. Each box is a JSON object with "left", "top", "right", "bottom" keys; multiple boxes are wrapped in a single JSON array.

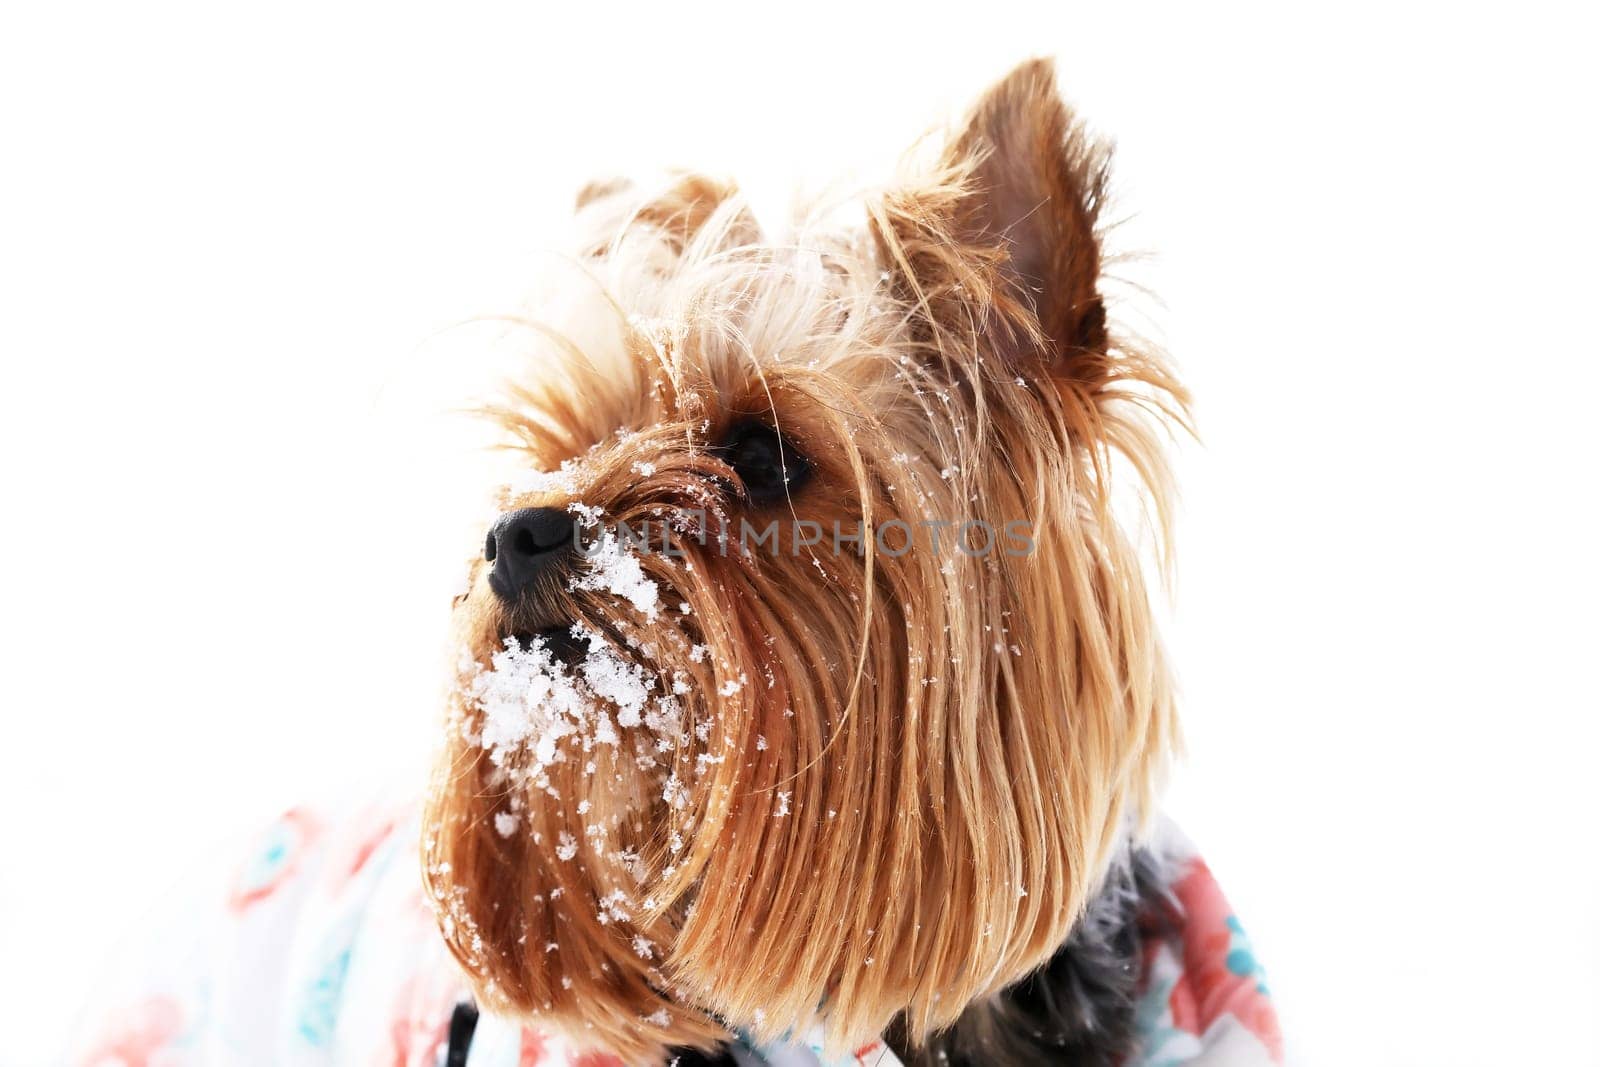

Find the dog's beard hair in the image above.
[{"left": 423, "top": 62, "right": 1189, "bottom": 1064}]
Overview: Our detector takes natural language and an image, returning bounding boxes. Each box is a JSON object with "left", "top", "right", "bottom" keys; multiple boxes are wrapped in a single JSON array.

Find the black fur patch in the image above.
[
  {"left": 890, "top": 843, "right": 1172, "bottom": 1067},
  {"left": 458, "top": 845, "right": 1172, "bottom": 1067}
]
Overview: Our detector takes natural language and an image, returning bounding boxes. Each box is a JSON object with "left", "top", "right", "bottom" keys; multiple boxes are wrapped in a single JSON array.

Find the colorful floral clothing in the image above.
[{"left": 67, "top": 803, "right": 1280, "bottom": 1066}]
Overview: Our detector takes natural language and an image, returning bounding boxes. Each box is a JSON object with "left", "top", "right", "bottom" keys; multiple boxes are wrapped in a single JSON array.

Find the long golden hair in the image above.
[{"left": 423, "top": 58, "right": 1188, "bottom": 1063}]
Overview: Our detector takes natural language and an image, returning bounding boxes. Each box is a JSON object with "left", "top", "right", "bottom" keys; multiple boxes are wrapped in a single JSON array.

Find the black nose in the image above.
[{"left": 485, "top": 507, "right": 575, "bottom": 602}]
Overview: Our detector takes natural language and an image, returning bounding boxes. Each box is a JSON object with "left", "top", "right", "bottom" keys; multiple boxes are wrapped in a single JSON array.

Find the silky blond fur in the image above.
[{"left": 423, "top": 59, "right": 1190, "bottom": 1063}]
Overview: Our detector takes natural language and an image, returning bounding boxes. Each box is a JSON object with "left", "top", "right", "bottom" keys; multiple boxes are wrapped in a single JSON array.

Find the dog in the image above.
[
  {"left": 70, "top": 59, "right": 1280, "bottom": 1067},
  {"left": 421, "top": 57, "right": 1279, "bottom": 1066}
]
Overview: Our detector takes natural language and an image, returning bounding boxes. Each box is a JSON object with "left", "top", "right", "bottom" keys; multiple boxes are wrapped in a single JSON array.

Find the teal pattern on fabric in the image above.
[
  {"left": 298, "top": 945, "right": 353, "bottom": 1046},
  {"left": 238, "top": 821, "right": 295, "bottom": 895},
  {"left": 1224, "top": 915, "right": 1270, "bottom": 995}
]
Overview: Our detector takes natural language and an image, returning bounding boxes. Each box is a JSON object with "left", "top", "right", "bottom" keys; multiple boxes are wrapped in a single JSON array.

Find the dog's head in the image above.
[{"left": 422, "top": 58, "right": 1187, "bottom": 1062}]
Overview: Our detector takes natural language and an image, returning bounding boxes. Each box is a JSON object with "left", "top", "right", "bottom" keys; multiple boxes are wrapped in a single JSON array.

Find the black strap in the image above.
[
  {"left": 667, "top": 1046, "right": 742, "bottom": 1066},
  {"left": 442, "top": 997, "right": 738, "bottom": 1067},
  {"left": 445, "top": 999, "right": 480, "bottom": 1067}
]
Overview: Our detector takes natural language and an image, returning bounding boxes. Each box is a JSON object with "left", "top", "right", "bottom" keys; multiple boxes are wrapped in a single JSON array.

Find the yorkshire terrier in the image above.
[
  {"left": 71, "top": 58, "right": 1280, "bottom": 1067},
  {"left": 421, "top": 58, "right": 1279, "bottom": 1067}
]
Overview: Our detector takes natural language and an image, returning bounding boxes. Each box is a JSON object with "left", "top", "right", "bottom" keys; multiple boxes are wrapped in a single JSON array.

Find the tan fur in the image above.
[{"left": 422, "top": 58, "right": 1189, "bottom": 1063}]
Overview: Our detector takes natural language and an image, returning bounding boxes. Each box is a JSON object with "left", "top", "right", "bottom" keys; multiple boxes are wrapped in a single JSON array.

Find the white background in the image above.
[{"left": 3, "top": 3, "right": 1597, "bottom": 1064}]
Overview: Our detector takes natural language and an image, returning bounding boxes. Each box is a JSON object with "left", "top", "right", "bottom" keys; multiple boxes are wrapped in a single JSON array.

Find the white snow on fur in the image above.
[
  {"left": 469, "top": 638, "right": 589, "bottom": 770},
  {"left": 570, "top": 527, "right": 660, "bottom": 621},
  {"left": 507, "top": 462, "right": 579, "bottom": 497},
  {"left": 463, "top": 631, "right": 661, "bottom": 775}
]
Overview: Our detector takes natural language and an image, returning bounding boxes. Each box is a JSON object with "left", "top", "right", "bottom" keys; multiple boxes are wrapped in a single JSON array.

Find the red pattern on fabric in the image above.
[
  {"left": 343, "top": 816, "right": 397, "bottom": 886},
  {"left": 1169, "top": 860, "right": 1282, "bottom": 1060},
  {"left": 385, "top": 1012, "right": 447, "bottom": 1067},
  {"left": 226, "top": 806, "right": 321, "bottom": 913},
  {"left": 518, "top": 1027, "right": 550, "bottom": 1066},
  {"left": 1164, "top": 967, "right": 1201, "bottom": 1036},
  {"left": 854, "top": 1040, "right": 892, "bottom": 1063},
  {"left": 571, "top": 1051, "right": 625, "bottom": 1067},
  {"left": 75, "top": 994, "right": 184, "bottom": 1067},
  {"left": 384, "top": 972, "right": 456, "bottom": 1067}
]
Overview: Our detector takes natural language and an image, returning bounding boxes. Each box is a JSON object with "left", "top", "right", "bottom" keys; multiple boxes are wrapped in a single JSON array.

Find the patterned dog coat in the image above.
[{"left": 67, "top": 801, "right": 1282, "bottom": 1066}]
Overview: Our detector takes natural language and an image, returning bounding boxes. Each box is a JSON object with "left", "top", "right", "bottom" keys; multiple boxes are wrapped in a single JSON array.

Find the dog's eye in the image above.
[{"left": 717, "top": 420, "right": 810, "bottom": 504}]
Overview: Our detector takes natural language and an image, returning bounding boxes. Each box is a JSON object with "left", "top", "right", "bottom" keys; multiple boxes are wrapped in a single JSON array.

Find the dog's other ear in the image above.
[
  {"left": 576, "top": 172, "right": 759, "bottom": 258},
  {"left": 875, "top": 58, "right": 1114, "bottom": 380}
]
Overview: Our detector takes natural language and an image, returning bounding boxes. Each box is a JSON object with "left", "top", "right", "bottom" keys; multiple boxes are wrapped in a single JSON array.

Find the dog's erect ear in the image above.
[
  {"left": 950, "top": 58, "right": 1110, "bottom": 359},
  {"left": 876, "top": 58, "right": 1113, "bottom": 379}
]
